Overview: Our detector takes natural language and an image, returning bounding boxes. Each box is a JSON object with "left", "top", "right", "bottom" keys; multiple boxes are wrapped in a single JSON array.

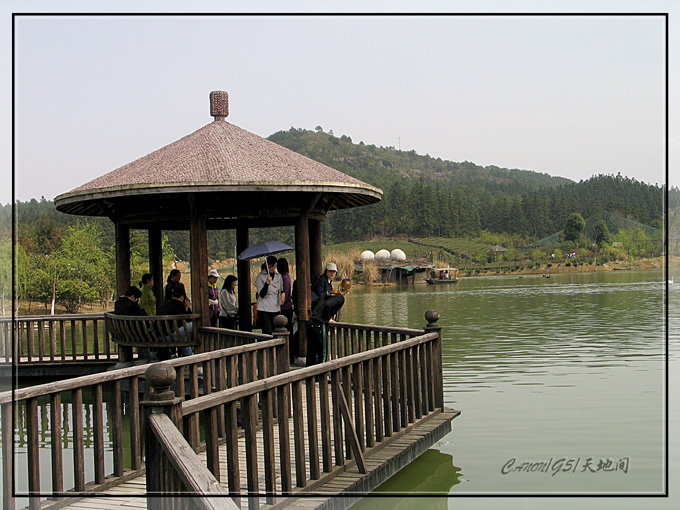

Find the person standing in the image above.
[
  {"left": 219, "top": 275, "right": 239, "bottom": 329},
  {"left": 306, "top": 279, "right": 351, "bottom": 366},
  {"left": 139, "top": 273, "right": 156, "bottom": 315},
  {"left": 208, "top": 268, "right": 221, "bottom": 327},
  {"left": 255, "top": 255, "right": 283, "bottom": 335},
  {"left": 277, "top": 257, "right": 296, "bottom": 362},
  {"left": 164, "top": 269, "right": 186, "bottom": 302},
  {"left": 139, "top": 273, "right": 157, "bottom": 360}
]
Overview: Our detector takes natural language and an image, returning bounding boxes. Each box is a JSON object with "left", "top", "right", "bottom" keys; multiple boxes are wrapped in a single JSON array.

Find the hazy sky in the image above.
[{"left": 2, "top": 1, "right": 675, "bottom": 206}]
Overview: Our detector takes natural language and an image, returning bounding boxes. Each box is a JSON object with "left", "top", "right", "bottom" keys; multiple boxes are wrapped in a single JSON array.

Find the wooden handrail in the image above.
[
  {"left": 329, "top": 321, "right": 425, "bottom": 336},
  {"left": 182, "top": 331, "right": 438, "bottom": 416},
  {"left": 2, "top": 334, "right": 287, "bottom": 510},
  {"left": 106, "top": 313, "right": 201, "bottom": 322},
  {"left": 2, "top": 313, "right": 113, "bottom": 363},
  {"left": 0, "top": 337, "right": 285, "bottom": 404},
  {"left": 148, "top": 413, "right": 238, "bottom": 509},
  {"left": 163, "top": 313, "right": 445, "bottom": 504}
]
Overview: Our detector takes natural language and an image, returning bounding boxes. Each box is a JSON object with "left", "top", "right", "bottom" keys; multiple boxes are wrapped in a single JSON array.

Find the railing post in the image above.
[
  {"left": 141, "top": 362, "right": 184, "bottom": 510},
  {"left": 424, "top": 310, "right": 444, "bottom": 410},
  {"left": 273, "top": 315, "right": 290, "bottom": 374}
]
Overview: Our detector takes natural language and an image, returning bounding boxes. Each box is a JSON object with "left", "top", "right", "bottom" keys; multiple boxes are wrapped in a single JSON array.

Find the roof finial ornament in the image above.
[{"left": 210, "top": 91, "right": 229, "bottom": 121}]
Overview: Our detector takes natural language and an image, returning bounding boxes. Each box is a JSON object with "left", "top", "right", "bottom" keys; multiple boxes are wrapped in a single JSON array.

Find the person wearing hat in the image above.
[
  {"left": 208, "top": 268, "right": 221, "bottom": 327},
  {"left": 312, "top": 262, "right": 337, "bottom": 308},
  {"left": 307, "top": 279, "right": 351, "bottom": 366}
]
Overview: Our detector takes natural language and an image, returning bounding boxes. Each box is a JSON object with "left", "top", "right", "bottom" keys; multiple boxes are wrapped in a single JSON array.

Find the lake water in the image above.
[
  {"left": 345, "top": 269, "right": 676, "bottom": 509},
  {"left": 6, "top": 269, "right": 677, "bottom": 509}
]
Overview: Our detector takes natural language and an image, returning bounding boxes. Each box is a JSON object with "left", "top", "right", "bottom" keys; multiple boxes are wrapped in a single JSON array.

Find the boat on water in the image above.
[{"left": 425, "top": 267, "right": 460, "bottom": 284}]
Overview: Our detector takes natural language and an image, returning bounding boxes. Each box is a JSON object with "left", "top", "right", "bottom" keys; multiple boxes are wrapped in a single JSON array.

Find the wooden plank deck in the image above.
[{"left": 40, "top": 397, "right": 458, "bottom": 510}]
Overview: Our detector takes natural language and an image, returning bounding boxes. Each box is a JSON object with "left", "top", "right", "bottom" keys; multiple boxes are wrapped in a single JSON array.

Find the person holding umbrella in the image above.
[{"left": 255, "top": 255, "right": 284, "bottom": 334}]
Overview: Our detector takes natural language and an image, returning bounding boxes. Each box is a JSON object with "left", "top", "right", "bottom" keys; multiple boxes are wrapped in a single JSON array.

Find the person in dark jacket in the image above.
[
  {"left": 113, "top": 286, "right": 145, "bottom": 316},
  {"left": 157, "top": 285, "right": 194, "bottom": 359},
  {"left": 306, "top": 279, "right": 351, "bottom": 367},
  {"left": 311, "top": 262, "right": 337, "bottom": 308},
  {"left": 164, "top": 269, "right": 186, "bottom": 302}
]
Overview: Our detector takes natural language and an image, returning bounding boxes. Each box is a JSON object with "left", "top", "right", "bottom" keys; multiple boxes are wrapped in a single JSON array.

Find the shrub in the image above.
[{"left": 362, "top": 261, "right": 379, "bottom": 284}]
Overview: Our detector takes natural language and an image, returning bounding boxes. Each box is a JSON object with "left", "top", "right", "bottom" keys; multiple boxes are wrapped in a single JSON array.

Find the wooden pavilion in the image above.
[{"left": 54, "top": 91, "right": 382, "bottom": 360}]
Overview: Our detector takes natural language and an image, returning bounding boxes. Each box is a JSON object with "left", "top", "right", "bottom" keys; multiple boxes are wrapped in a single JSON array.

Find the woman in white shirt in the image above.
[{"left": 255, "top": 255, "right": 284, "bottom": 335}]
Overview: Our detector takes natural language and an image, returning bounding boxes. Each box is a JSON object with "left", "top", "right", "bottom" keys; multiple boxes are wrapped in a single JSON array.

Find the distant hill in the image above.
[
  {"left": 268, "top": 127, "right": 573, "bottom": 193},
  {"left": 268, "top": 128, "right": 667, "bottom": 243}
]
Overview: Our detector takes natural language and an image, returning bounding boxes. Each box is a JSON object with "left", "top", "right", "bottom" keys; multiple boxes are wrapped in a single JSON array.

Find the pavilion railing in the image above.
[
  {"left": 145, "top": 311, "right": 444, "bottom": 510},
  {"left": 326, "top": 322, "right": 429, "bottom": 361},
  {"left": 0, "top": 330, "right": 287, "bottom": 510},
  {"left": 0, "top": 314, "right": 114, "bottom": 365}
]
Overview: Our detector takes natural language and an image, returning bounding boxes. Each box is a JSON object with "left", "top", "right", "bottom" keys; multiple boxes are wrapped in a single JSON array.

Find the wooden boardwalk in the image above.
[
  {"left": 48, "top": 406, "right": 458, "bottom": 510},
  {"left": 32, "top": 369, "right": 458, "bottom": 510},
  {"left": 4, "top": 316, "right": 456, "bottom": 510}
]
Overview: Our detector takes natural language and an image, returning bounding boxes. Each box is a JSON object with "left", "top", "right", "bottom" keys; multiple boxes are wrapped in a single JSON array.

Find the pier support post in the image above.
[
  {"left": 295, "top": 217, "right": 311, "bottom": 360},
  {"left": 115, "top": 222, "right": 133, "bottom": 363},
  {"left": 141, "top": 363, "right": 184, "bottom": 508},
  {"left": 148, "top": 227, "right": 164, "bottom": 307},
  {"left": 236, "top": 226, "right": 252, "bottom": 331},
  {"left": 424, "top": 310, "right": 444, "bottom": 410},
  {"left": 189, "top": 195, "right": 208, "bottom": 352},
  {"left": 273, "top": 315, "right": 290, "bottom": 374}
]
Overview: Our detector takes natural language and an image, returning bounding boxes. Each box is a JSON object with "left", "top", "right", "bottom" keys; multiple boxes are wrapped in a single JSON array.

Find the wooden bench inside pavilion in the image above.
[{"left": 1, "top": 91, "right": 460, "bottom": 510}]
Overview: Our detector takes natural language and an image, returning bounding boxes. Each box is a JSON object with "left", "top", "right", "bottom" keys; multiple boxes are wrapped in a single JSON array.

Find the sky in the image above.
[{"left": 2, "top": 1, "right": 674, "bottom": 206}]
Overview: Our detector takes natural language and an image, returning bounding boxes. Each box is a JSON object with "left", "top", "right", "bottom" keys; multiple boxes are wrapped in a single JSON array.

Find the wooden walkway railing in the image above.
[
  {"left": 0, "top": 327, "right": 284, "bottom": 510},
  {"left": 0, "top": 314, "right": 114, "bottom": 365},
  {"left": 2, "top": 312, "right": 448, "bottom": 510},
  {"left": 145, "top": 311, "right": 445, "bottom": 510}
]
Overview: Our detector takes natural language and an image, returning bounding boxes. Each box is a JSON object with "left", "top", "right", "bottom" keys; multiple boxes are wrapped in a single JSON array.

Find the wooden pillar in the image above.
[
  {"left": 115, "top": 222, "right": 133, "bottom": 363},
  {"left": 148, "top": 227, "right": 163, "bottom": 306},
  {"left": 309, "top": 218, "right": 323, "bottom": 280},
  {"left": 141, "top": 363, "right": 183, "bottom": 509},
  {"left": 424, "top": 310, "right": 444, "bottom": 411},
  {"left": 236, "top": 226, "right": 252, "bottom": 331},
  {"left": 115, "top": 222, "right": 131, "bottom": 296},
  {"left": 295, "top": 217, "right": 311, "bottom": 357},
  {"left": 189, "top": 196, "right": 208, "bottom": 352}
]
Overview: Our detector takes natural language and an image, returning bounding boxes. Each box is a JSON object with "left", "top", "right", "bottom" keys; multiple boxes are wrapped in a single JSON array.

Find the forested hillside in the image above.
[{"left": 268, "top": 128, "right": 668, "bottom": 243}]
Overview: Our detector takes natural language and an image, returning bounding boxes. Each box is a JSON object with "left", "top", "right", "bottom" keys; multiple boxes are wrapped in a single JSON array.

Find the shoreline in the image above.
[{"left": 458, "top": 255, "right": 673, "bottom": 278}]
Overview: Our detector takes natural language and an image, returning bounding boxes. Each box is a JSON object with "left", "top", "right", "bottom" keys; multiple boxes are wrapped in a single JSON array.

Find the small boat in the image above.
[{"left": 425, "top": 267, "right": 460, "bottom": 284}]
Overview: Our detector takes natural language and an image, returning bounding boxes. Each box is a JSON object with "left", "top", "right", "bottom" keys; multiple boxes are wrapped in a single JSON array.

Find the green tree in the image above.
[
  {"left": 563, "top": 212, "right": 586, "bottom": 242},
  {"left": 594, "top": 220, "right": 611, "bottom": 249},
  {"left": 55, "top": 222, "right": 111, "bottom": 312}
]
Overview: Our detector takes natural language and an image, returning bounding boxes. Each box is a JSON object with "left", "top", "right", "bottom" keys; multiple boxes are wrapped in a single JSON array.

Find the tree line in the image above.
[{"left": 268, "top": 128, "right": 669, "bottom": 244}]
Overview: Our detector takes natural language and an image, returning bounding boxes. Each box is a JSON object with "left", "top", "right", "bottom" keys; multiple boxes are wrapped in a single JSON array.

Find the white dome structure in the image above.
[
  {"left": 360, "top": 250, "right": 375, "bottom": 261},
  {"left": 390, "top": 249, "right": 407, "bottom": 261},
  {"left": 375, "top": 249, "right": 391, "bottom": 260}
]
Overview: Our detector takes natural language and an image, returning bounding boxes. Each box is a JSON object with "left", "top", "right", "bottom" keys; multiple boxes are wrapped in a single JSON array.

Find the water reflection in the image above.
[{"left": 351, "top": 449, "right": 461, "bottom": 509}]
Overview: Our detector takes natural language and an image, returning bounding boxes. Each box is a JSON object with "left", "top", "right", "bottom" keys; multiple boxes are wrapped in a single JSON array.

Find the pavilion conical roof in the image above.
[{"left": 55, "top": 91, "right": 382, "bottom": 218}]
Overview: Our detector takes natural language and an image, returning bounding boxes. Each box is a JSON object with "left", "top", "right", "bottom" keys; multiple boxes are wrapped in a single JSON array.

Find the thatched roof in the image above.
[
  {"left": 489, "top": 245, "right": 507, "bottom": 252},
  {"left": 55, "top": 91, "right": 382, "bottom": 219}
]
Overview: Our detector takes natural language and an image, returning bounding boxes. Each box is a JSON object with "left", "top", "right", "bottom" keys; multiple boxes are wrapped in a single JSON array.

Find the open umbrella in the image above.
[{"left": 237, "top": 241, "right": 293, "bottom": 261}]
